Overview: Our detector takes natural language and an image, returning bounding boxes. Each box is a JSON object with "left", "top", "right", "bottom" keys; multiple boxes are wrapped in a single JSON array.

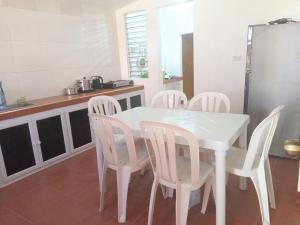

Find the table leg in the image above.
[
  {"left": 215, "top": 150, "right": 227, "bottom": 225},
  {"left": 239, "top": 128, "right": 248, "bottom": 190}
]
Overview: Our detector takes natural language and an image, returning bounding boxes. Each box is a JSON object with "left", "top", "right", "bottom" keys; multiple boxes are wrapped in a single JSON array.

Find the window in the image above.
[{"left": 125, "top": 11, "right": 148, "bottom": 78}]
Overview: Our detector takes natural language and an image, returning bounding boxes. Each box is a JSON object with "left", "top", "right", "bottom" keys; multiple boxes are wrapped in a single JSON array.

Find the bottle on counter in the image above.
[{"left": 0, "top": 81, "right": 7, "bottom": 107}]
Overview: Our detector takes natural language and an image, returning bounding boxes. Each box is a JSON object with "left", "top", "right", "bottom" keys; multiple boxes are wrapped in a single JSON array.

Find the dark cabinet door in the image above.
[
  {"left": 37, "top": 115, "right": 66, "bottom": 161},
  {"left": 118, "top": 98, "right": 128, "bottom": 111},
  {"left": 69, "top": 108, "right": 92, "bottom": 149},
  {"left": 130, "top": 95, "right": 142, "bottom": 108},
  {"left": 0, "top": 124, "right": 36, "bottom": 176}
]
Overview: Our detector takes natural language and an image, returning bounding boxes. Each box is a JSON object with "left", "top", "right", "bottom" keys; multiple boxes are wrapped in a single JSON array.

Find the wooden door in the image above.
[{"left": 182, "top": 33, "right": 194, "bottom": 99}]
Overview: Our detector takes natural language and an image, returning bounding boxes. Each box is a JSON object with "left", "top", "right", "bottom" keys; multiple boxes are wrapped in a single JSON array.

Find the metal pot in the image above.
[
  {"left": 284, "top": 138, "right": 300, "bottom": 158},
  {"left": 76, "top": 77, "right": 93, "bottom": 92},
  {"left": 64, "top": 87, "right": 78, "bottom": 95}
]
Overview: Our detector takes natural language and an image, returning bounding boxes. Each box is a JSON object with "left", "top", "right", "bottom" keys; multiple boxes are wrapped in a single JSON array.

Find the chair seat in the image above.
[
  {"left": 115, "top": 134, "right": 142, "bottom": 143},
  {"left": 226, "top": 147, "right": 259, "bottom": 175},
  {"left": 116, "top": 139, "right": 149, "bottom": 167},
  {"left": 177, "top": 156, "right": 213, "bottom": 184}
]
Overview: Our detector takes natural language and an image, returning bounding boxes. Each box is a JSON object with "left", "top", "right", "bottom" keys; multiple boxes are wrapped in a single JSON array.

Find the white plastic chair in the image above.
[
  {"left": 225, "top": 105, "right": 284, "bottom": 225},
  {"left": 151, "top": 90, "right": 188, "bottom": 109},
  {"left": 140, "top": 121, "right": 214, "bottom": 225},
  {"left": 88, "top": 95, "right": 122, "bottom": 115},
  {"left": 188, "top": 92, "right": 230, "bottom": 113},
  {"left": 90, "top": 114, "right": 150, "bottom": 223}
]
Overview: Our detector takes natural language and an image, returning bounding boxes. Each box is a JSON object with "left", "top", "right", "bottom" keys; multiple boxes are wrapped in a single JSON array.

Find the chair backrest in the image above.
[
  {"left": 88, "top": 96, "right": 122, "bottom": 115},
  {"left": 188, "top": 92, "right": 230, "bottom": 113},
  {"left": 90, "top": 114, "right": 140, "bottom": 169},
  {"left": 140, "top": 121, "right": 200, "bottom": 185},
  {"left": 151, "top": 90, "right": 187, "bottom": 109},
  {"left": 243, "top": 105, "right": 284, "bottom": 171}
]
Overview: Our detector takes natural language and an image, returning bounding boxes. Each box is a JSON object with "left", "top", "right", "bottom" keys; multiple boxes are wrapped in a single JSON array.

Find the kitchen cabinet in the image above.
[
  {"left": 0, "top": 87, "right": 145, "bottom": 187},
  {"left": 68, "top": 107, "right": 93, "bottom": 151},
  {"left": 130, "top": 95, "right": 142, "bottom": 108},
  {"left": 36, "top": 115, "right": 67, "bottom": 162},
  {"left": 0, "top": 123, "right": 36, "bottom": 176},
  {"left": 118, "top": 98, "right": 128, "bottom": 111}
]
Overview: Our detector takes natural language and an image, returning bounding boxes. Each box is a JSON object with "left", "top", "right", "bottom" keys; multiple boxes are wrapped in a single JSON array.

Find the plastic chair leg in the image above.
[
  {"left": 201, "top": 176, "right": 213, "bottom": 214},
  {"left": 176, "top": 184, "right": 191, "bottom": 225},
  {"left": 117, "top": 166, "right": 131, "bottom": 223},
  {"left": 148, "top": 176, "right": 159, "bottom": 225},
  {"left": 239, "top": 177, "right": 248, "bottom": 190},
  {"left": 251, "top": 169, "right": 270, "bottom": 225},
  {"left": 140, "top": 167, "right": 145, "bottom": 175},
  {"left": 265, "top": 159, "right": 276, "bottom": 209},
  {"left": 160, "top": 184, "right": 167, "bottom": 199},
  {"left": 166, "top": 188, "right": 174, "bottom": 198},
  {"left": 298, "top": 159, "right": 300, "bottom": 192},
  {"left": 99, "top": 162, "right": 107, "bottom": 212}
]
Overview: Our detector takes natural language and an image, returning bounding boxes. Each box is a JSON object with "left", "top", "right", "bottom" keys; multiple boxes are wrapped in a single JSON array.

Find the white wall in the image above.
[
  {"left": 159, "top": 2, "right": 193, "bottom": 76},
  {"left": 194, "top": 0, "right": 300, "bottom": 113},
  {"left": 116, "top": 0, "right": 300, "bottom": 112},
  {"left": 0, "top": 0, "right": 121, "bottom": 104}
]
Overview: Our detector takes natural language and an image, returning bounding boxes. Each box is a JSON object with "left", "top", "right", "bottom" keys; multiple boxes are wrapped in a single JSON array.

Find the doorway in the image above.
[{"left": 158, "top": 2, "right": 194, "bottom": 99}]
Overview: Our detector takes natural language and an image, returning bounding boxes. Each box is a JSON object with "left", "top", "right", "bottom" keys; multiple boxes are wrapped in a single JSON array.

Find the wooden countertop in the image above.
[
  {"left": 163, "top": 77, "right": 183, "bottom": 85},
  {"left": 0, "top": 85, "right": 144, "bottom": 121}
]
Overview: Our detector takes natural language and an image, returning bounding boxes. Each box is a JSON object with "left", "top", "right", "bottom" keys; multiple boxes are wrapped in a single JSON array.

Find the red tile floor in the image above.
[{"left": 0, "top": 149, "right": 299, "bottom": 225}]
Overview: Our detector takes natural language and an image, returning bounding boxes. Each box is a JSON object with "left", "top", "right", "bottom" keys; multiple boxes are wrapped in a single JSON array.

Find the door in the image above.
[
  {"left": 130, "top": 95, "right": 142, "bottom": 108},
  {"left": 68, "top": 108, "right": 92, "bottom": 150},
  {"left": 0, "top": 123, "right": 36, "bottom": 176},
  {"left": 36, "top": 115, "right": 67, "bottom": 162},
  {"left": 245, "top": 23, "right": 300, "bottom": 157},
  {"left": 118, "top": 98, "right": 128, "bottom": 111},
  {"left": 182, "top": 33, "right": 194, "bottom": 99}
]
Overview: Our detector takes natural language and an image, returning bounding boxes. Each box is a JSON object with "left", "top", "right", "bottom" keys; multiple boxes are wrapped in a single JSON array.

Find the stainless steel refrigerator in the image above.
[{"left": 244, "top": 22, "right": 300, "bottom": 158}]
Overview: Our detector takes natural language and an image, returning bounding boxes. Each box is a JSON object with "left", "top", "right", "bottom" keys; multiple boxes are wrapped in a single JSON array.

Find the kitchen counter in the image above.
[
  {"left": 163, "top": 76, "right": 183, "bottom": 85},
  {"left": 0, "top": 85, "right": 144, "bottom": 121}
]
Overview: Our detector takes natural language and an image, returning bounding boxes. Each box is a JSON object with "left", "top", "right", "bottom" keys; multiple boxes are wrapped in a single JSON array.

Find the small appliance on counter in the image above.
[
  {"left": 103, "top": 80, "right": 134, "bottom": 89},
  {"left": 90, "top": 76, "right": 104, "bottom": 90},
  {"left": 76, "top": 77, "right": 93, "bottom": 93},
  {"left": 64, "top": 86, "right": 78, "bottom": 95}
]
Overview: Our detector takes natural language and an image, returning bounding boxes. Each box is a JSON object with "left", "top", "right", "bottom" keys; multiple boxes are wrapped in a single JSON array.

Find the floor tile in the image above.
[{"left": 0, "top": 150, "right": 299, "bottom": 225}]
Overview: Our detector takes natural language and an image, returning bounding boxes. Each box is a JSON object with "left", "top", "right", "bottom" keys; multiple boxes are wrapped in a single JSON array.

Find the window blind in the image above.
[{"left": 125, "top": 11, "right": 148, "bottom": 78}]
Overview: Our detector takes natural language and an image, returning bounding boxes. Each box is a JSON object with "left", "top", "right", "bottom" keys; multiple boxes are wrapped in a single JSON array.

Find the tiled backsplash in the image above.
[{"left": 0, "top": 1, "right": 121, "bottom": 104}]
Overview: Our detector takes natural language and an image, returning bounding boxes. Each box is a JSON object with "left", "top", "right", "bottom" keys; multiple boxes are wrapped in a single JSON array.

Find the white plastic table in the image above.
[{"left": 95, "top": 107, "right": 249, "bottom": 225}]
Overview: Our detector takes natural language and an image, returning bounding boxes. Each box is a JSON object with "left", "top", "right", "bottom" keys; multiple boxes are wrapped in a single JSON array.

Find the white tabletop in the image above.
[{"left": 112, "top": 107, "right": 249, "bottom": 150}]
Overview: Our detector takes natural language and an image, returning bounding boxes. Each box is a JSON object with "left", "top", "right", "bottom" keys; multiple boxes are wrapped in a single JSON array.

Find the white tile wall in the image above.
[
  {"left": 0, "top": 2, "right": 121, "bottom": 104},
  {"left": 0, "top": 9, "right": 10, "bottom": 41},
  {"left": 38, "top": 13, "right": 65, "bottom": 42},
  {"left": 36, "top": 0, "right": 60, "bottom": 14},
  {"left": 2, "top": 0, "right": 36, "bottom": 10},
  {"left": 4, "top": 8, "right": 40, "bottom": 41},
  {"left": 0, "top": 42, "right": 14, "bottom": 73},
  {"left": 12, "top": 41, "right": 42, "bottom": 72}
]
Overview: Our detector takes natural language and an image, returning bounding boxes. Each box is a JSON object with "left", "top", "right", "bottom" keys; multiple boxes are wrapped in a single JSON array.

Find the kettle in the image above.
[
  {"left": 76, "top": 77, "right": 93, "bottom": 92},
  {"left": 90, "top": 76, "right": 104, "bottom": 90}
]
